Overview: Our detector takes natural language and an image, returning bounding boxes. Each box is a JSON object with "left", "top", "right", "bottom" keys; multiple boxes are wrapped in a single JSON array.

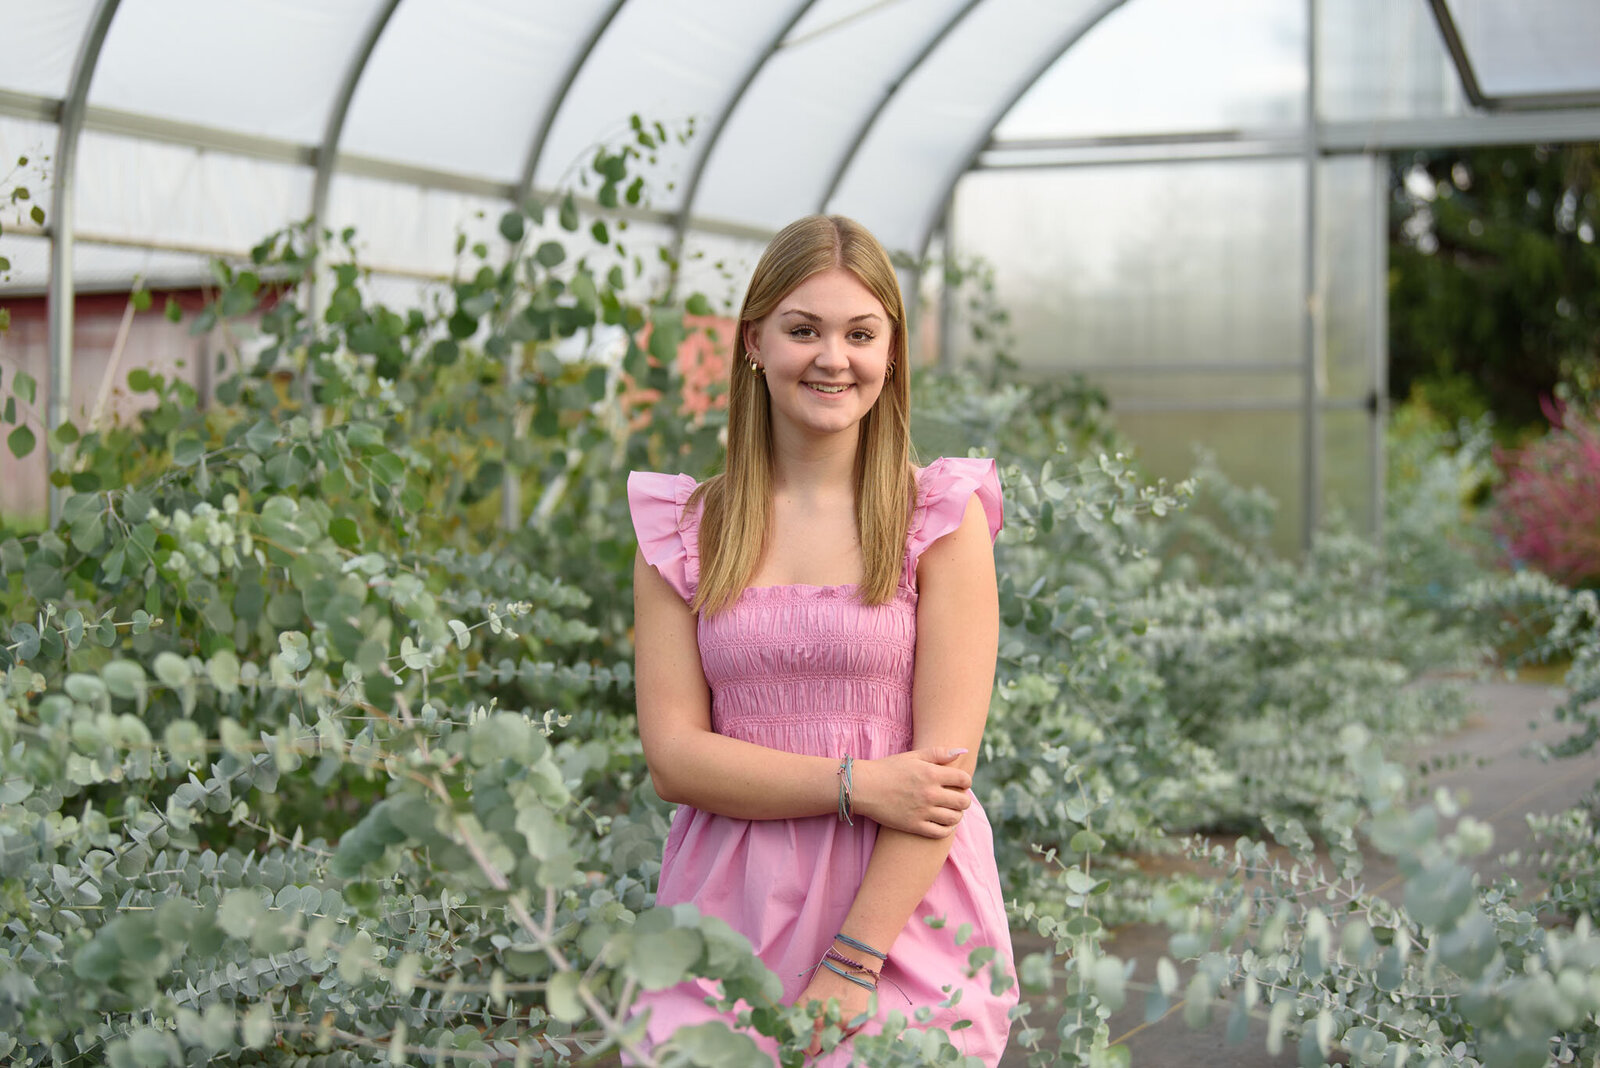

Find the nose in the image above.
[{"left": 813, "top": 335, "right": 849, "bottom": 371}]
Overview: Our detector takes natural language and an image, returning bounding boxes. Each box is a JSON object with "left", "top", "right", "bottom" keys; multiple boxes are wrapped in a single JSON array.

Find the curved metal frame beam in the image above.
[
  {"left": 1424, "top": 0, "right": 1488, "bottom": 110},
  {"left": 816, "top": 0, "right": 985, "bottom": 215},
  {"left": 47, "top": 0, "right": 122, "bottom": 523},
  {"left": 309, "top": 0, "right": 404, "bottom": 230},
  {"left": 912, "top": 0, "right": 1128, "bottom": 262},
  {"left": 516, "top": 0, "right": 628, "bottom": 207},
  {"left": 669, "top": 0, "right": 825, "bottom": 287}
]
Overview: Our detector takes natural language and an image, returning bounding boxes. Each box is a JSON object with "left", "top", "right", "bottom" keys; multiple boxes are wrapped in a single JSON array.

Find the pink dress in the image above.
[{"left": 626, "top": 457, "right": 1017, "bottom": 1065}]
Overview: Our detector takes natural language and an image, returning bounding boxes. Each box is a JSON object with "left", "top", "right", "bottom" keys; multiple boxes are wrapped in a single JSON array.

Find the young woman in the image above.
[{"left": 628, "top": 215, "right": 1015, "bottom": 1063}]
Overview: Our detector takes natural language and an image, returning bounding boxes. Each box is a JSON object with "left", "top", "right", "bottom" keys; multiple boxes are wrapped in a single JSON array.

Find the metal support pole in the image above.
[
  {"left": 47, "top": 0, "right": 121, "bottom": 525},
  {"left": 669, "top": 0, "right": 823, "bottom": 293},
  {"left": 517, "top": 0, "right": 627, "bottom": 206},
  {"left": 1369, "top": 152, "right": 1388, "bottom": 544},
  {"left": 1300, "top": 0, "right": 1324, "bottom": 551},
  {"left": 938, "top": 222, "right": 955, "bottom": 373},
  {"left": 912, "top": 0, "right": 1127, "bottom": 264}
]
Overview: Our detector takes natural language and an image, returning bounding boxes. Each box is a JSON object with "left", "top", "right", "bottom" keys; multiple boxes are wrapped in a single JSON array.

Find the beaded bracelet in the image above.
[
  {"left": 836, "top": 754, "right": 854, "bottom": 826},
  {"left": 825, "top": 947, "right": 879, "bottom": 978}
]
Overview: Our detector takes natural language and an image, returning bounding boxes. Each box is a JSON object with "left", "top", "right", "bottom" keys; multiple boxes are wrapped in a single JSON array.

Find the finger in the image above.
[
  {"left": 933, "top": 765, "right": 973, "bottom": 789},
  {"left": 927, "top": 746, "right": 970, "bottom": 765}
]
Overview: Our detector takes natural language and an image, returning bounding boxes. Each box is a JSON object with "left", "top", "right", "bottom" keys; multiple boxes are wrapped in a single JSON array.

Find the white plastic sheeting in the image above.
[
  {"left": 341, "top": 0, "right": 613, "bottom": 183},
  {"left": 1, "top": 0, "right": 1597, "bottom": 285},
  {"left": 1, "top": 0, "right": 1598, "bottom": 543},
  {"left": 1444, "top": 0, "right": 1600, "bottom": 99}
]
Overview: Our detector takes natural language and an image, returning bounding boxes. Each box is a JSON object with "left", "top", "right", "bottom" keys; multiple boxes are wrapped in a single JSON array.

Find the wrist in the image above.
[{"left": 846, "top": 757, "right": 877, "bottom": 822}]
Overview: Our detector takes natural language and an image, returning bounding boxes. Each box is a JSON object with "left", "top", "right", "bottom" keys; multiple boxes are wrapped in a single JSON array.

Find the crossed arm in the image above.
[{"left": 632, "top": 495, "right": 1000, "bottom": 1032}]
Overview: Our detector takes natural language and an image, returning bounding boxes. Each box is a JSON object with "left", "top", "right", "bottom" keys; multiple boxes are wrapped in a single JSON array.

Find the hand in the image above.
[
  {"left": 853, "top": 747, "right": 972, "bottom": 838},
  {"left": 794, "top": 958, "right": 877, "bottom": 1057}
]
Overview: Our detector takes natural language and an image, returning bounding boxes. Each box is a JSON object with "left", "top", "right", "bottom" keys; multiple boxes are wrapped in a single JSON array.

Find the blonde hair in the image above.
[{"left": 691, "top": 215, "right": 914, "bottom": 615}]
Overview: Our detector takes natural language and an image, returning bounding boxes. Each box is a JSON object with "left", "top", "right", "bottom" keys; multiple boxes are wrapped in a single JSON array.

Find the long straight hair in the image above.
[{"left": 690, "top": 215, "right": 914, "bottom": 615}]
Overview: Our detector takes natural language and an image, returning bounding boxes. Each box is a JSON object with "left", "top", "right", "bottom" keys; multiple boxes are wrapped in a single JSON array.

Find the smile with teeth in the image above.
[{"left": 806, "top": 383, "right": 851, "bottom": 394}]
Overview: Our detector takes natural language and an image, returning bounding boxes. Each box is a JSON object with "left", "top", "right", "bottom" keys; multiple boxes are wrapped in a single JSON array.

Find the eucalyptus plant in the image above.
[{"left": 2, "top": 128, "right": 1598, "bottom": 1067}]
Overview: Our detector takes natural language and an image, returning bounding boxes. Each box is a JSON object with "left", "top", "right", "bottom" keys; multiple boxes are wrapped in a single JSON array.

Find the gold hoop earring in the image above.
[
  {"left": 748, "top": 353, "right": 764, "bottom": 375},
  {"left": 885, "top": 360, "right": 896, "bottom": 380}
]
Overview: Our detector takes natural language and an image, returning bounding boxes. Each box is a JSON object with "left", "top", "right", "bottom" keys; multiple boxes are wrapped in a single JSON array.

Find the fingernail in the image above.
[{"left": 951, "top": 748, "right": 969, "bottom": 756}]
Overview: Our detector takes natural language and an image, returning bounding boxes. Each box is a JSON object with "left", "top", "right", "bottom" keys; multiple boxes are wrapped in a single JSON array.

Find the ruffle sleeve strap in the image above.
[
  {"left": 905, "top": 457, "right": 1004, "bottom": 585},
  {"left": 627, "top": 471, "right": 702, "bottom": 605}
]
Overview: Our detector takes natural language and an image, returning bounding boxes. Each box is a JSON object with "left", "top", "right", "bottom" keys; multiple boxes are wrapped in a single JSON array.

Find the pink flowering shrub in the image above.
[{"left": 1493, "top": 398, "right": 1600, "bottom": 587}]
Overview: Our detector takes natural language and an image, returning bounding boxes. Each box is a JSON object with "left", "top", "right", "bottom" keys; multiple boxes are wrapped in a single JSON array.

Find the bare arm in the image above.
[
  {"left": 632, "top": 551, "right": 971, "bottom": 833},
  {"left": 795, "top": 495, "right": 999, "bottom": 1041}
]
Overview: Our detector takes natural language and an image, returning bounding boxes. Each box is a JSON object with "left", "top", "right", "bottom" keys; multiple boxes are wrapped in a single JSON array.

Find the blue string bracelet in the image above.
[
  {"left": 834, "top": 932, "right": 887, "bottom": 961},
  {"left": 836, "top": 754, "right": 854, "bottom": 825},
  {"left": 821, "top": 958, "right": 878, "bottom": 992}
]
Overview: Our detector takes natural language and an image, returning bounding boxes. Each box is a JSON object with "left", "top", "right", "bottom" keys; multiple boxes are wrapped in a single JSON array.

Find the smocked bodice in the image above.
[{"left": 698, "top": 584, "right": 918, "bottom": 756}]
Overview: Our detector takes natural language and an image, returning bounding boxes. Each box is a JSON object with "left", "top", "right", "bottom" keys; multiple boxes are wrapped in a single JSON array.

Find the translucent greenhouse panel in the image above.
[
  {"left": 1319, "top": 0, "right": 1469, "bottom": 122},
  {"left": 0, "top": 117, "right": 61, "bottom": 223},
  {"left": 678, "top": 231, "right": 764, "bottom": 313},
  {"left": 1093, "top": 371, "right": 1303, "bottom": 405},
  {"left": 0, "top": 233, "right": 50, "bottom": 294},
  {"left": 691, "top": 0, "right": 973, "bottom": 232},
  {"left": 1322, "top": 156, "right": 1384, "bottom": 403},
  {"left": 70, "top": 242, "right": 217, "bottom": 292},
  {"left": 325, "top": 172, "right": 515, "bottom": 279},
  {"left": 531, "top": 0, "right": 808, "bottom": 207},
  {"left": 830, "top": 0, "right": 1118, "bottom": 255},
  {"left": 75, "top": 132, "right": 312, "bottom": 257},
  {"left": 0, "top": 0, "right": 99, "bottom": 99},
  {"left": 1116, "top": 408, "right": 1306, "bottom": 555},
  {"left": 1443, "top": 0, "right": 1600, "bottom": 98},
  {"left": 1321, "top": 408, "right": 1376, "bottom": 536},
  {"left": 949, "top": 162, "right": 1303, "bottom": 379},
  {"left": 362, "top": 272, "right": 442, "bottom": 317},
  {"left": 89, "top": 0, "right": 387, "bottom": 145},
  {"left": 997, "top": 0, "right": 1306, "bottom": 141},
  {"left": 341, "top": 0, "right": 617, "bottom": 182}
]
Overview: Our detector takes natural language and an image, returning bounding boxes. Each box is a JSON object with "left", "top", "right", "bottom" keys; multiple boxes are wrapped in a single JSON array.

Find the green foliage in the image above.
[
  {"left": 1389, "top": 144, "right": 1600, "bottom": 433},
  {"left": 1, "top": 125, "right": 1598, "bottom": 1067}
]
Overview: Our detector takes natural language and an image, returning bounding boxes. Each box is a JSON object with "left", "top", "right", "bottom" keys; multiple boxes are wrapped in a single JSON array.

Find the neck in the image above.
[{"left": 770, "top": 426, "right": 859, "bottom": 498}]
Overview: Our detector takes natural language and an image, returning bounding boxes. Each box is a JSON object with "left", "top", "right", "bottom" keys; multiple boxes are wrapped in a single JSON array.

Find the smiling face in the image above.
[{"left": 744, "top": 267, "right": 893, "bottom": 448}]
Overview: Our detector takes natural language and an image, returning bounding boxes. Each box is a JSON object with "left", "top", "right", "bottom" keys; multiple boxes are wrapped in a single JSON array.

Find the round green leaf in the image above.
[
  {"left": 328, "top": 516, "right": 360, "bottom": 548},
  {"left": 206, "top": 649, "right": 240, "bottom": 693},
  {"left": 172, "top": 436, "right": 204, "bottom": 466},
  {"left": 629, "top": 928, "right": 702, "bottom": 990},
  {"left": 535, "top": 241, "right": 565, "bottom": 268},
  {"left": 101, "top": 660, "right": 147, "bottom": 700},
  {"left": 546, "top": 970, "right": 585, "bottom": 1023},
  {"left": 7, "top": 424, "right": 35, "bottom": 459}
]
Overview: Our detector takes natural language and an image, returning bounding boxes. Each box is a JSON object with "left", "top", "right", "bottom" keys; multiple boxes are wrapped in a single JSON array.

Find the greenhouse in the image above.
[{"left": 1, "top": 1, "right": 1599, "bottom": 1065}]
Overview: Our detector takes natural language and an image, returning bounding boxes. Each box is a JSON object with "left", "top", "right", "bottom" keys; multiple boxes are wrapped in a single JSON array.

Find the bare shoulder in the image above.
[{"left": 916, "top": 496, "right": 997, "bottom": 589}]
